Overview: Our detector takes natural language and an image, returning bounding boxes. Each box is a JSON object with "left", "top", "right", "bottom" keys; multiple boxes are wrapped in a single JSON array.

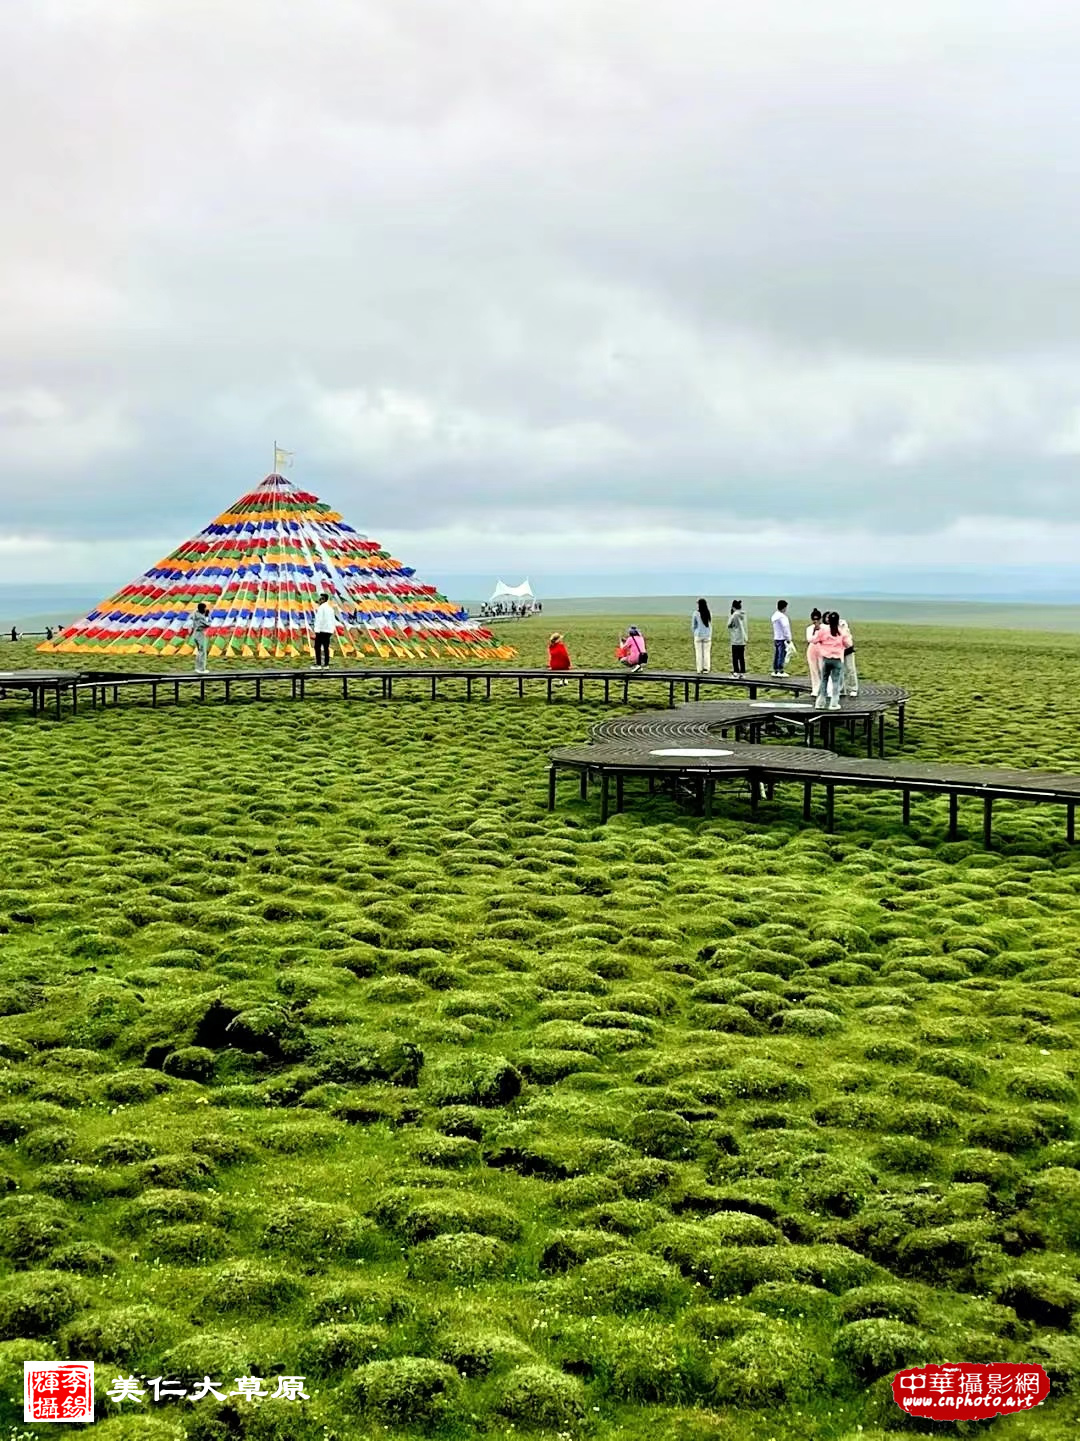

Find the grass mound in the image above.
[{"left": 3, "top": 619, "right": 1080, "bottom": 1437}]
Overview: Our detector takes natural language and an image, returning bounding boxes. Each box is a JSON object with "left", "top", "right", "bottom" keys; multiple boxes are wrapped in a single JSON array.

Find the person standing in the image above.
[
  {"left": 805, "top": 608, "right": 823, "bottom": 696},
  {"left": 692, "top": 599, "right": 713, "bottom": 674},
  {"left": 813, "top": 612, "right": 846, "bottom": 711},
  {"left": 726, "top": 600, "right": 748, "bottom": 675},
  {"left": 771, "top": 600, "right": 792, "bottom": 676},
  {"left": 839, "top": 616, "right": 859, "bottom": 697},
  {"left": 190, "top": 603, "right": 210, "bottom": 675},
  {"left": 313, "top": 593, "right": 338, "bottom": 669},
  {"left": 548, "top": 632, "right": 572, "bottom": 686},
  {"left": 616, "top": 625, "right": 648, "bottom": 673}
]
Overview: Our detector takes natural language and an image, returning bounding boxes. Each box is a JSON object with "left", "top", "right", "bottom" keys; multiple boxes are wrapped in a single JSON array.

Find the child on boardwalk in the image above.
[{"left": 548, "top": 633, "right": 572, "bottom": 686}]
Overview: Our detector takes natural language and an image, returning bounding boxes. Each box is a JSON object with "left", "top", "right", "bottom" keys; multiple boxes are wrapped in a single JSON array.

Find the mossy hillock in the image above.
[{"left": 3, "top": 620, "right": 1080, "bottom": 1437}]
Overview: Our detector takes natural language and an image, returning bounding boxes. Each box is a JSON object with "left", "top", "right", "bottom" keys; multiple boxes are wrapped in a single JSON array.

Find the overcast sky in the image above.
[{"left": 4, "top": 0, "right": 1080, "bottom": 585}]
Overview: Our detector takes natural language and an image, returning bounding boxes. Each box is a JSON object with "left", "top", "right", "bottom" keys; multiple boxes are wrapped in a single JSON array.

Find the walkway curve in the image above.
[{"left": 548, "top": 688, "right": 1080, "bottom": 846}]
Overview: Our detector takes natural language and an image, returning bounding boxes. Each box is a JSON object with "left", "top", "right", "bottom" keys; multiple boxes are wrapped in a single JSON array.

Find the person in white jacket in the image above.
[
  {"left": 771, "top": 601, "right": 792, "bottom": 676},
  {"left": 691, "top": 599, "right": 713, "bottom": 674},
  {"left": 726, "top": 601, "right": 748, "bottom": 675},
  {"left": 805, "top": 608, "right": 823, "bottom": 696},
  {"left": 312, "top": 594, "right": 338, "bottom": 669},
  {"left": 839, "top": 617, "right": 858, "bottom": 697}
]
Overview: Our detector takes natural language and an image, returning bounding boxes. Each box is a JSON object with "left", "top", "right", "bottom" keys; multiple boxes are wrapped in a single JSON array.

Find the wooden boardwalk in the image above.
[
  {"left": 0, "top": 665, "right": 905, "bottom": 749},
  {"left": 4, "top": 661, "right": 1079, "bottom": 843},
  {"left": 549, "top": 706, "right": 1080, "bottom": 845}
]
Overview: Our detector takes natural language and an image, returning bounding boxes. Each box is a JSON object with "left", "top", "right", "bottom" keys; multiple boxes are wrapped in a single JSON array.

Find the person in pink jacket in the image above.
[
  {"left": 805, "top": 608, "right": 823, "bottom": 696},
  {"left": 616, "top": 625, "right": 648, "bottom": 673},
  {"left": 812, "top": 612, "right": 846, "bottom": 711}
]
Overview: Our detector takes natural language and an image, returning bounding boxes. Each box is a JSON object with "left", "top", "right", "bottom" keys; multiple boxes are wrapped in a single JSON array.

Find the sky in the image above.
[{"left": 3, "top": 0, "right": 1080, "bottom": 587}]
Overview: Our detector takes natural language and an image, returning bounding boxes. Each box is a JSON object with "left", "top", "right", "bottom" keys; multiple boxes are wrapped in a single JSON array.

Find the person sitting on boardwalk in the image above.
[
  {"left": 805, "top": 608, "right": 823, "bottom": 695},
  {"left": 616, "top": 626, "right": 648, "bottom": 673},
  {"left": 190, "top": 603, "right": 210, "bottom": 675},
  {"left": 771, "top": 600, "right": 792, "bottom": 676},
  {"left": 813, "top": 612, "right": 846, "bottom": 711},
  {"left": 691, "top": 599, "right": 712, "bottom": 674},
  {"left": 548, "top": 632, "right": 572, "bottom": 686},
  {"left": 726, "top": 600, "right": 747, "bottom": 675},
  {"left": 839, "top": 616, "right": 858, "bottom": 697},
  {"left": 313, "top": 594, "right": 338, "bottom": 669}
]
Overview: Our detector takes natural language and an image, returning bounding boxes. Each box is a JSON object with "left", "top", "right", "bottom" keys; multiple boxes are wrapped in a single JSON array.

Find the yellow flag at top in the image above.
[{"left": 273, "top": 444, "right": 294, "bottom": 473}]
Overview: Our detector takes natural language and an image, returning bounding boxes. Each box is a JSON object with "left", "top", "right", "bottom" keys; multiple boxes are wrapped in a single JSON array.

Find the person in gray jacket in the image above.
[
  {"left": 190, "top": 603, "right": 210, "bottom": 674},
  {"left": 726, "top": 600, "right": 748, "bottom": 676}
]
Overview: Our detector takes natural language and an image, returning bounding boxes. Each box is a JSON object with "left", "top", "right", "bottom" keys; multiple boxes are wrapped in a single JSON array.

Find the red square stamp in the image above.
[{"left": 24, "top": 1362, "right": 94, "bottom": 1423}]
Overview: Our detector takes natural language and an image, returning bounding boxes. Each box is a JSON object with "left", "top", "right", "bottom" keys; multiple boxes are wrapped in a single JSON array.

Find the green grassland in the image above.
[{"left": 2, "top": 618, "right": 1080, "bottom": 1440}]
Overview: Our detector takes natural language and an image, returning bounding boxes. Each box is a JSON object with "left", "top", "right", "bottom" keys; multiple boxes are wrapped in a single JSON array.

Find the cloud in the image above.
[{"left": 2, "top": 0, "right": 1080, "bottom": 578}]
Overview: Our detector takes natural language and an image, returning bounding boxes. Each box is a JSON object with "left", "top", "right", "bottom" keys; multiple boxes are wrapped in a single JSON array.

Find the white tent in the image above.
[{"left": 488, "top": 579, "right": 535, "bottom": 603}]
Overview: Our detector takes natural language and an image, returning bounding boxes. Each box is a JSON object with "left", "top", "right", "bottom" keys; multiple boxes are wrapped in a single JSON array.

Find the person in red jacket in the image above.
[{"left": 548, "top": 632, "right": 572, "bottom": 686}]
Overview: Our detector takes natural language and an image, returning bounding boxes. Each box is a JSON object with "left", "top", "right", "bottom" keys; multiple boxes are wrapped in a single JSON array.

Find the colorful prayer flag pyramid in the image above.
[{"left": 38, "top": 472, "right": 515, "bottom": 663}]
